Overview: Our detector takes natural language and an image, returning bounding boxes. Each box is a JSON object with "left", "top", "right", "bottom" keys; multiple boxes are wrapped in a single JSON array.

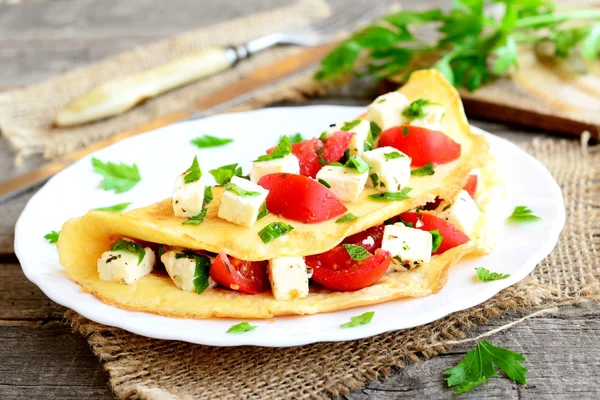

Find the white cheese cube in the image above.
[
  {"left": 268, "top": 256, "right": 309, "bottom": 300},
  {"left": 367, "top": 92, "right": 410, "bottom": 130},
  {"left": 315, "top": 165, "right": 368, "bottom": 203},
  {"left": 249, "top": 154, "right": 300, "bottom": 183},
  {"left": 172, "top": 174, "right": 205, "bottom": 217},
  {"left": 218, "top": 176, "right": 269, "bottom": 227},
  {"left": 161, "top": 249, "right": 215, "bottom": 292},
  {"left": 437, "top": 189, "right": 480, "bottom": 236},
  {"left": 409, "top": 104, "right": 445, "bottom": 131},
  {"left": 97, "top": 244, "right": 155, "bottom": 284},
  {"left": 325, "top": 119, "right": 372, "bottom": 155},
  {"left": 361, "top": 146, "right": 411, "bottom": 192},
  {"left": 382, "top": 224, "right": 432, "bottom": 271}
]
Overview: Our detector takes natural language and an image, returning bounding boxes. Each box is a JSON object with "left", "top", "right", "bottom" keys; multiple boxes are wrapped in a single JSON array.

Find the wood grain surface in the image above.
[{"left": 0, "top": 0, "right": 598, "bottom": 399}]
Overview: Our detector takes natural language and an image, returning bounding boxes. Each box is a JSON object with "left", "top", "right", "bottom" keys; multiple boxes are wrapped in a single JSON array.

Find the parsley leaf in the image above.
[
  {"left": 336, "top": 213, "right": 358, "bottom": 223},
  {"left": 182, "top": 208, "right": 208, "bottom": 225},
  {"left": 475, "top": 267, "right": 510, "bottom": 282},
  {"left": 204, "top": 186, "right": 213, "bottom": 205},
  {"left": 369, "top": 121, "right": 382, "bottom": 140},
  {"left": 340, "top": 311, "right": 375, "bottom": 328},
  {"left": 368, "top": 187, "right": 412, "bottom": 201},
  {"left": 411, "top": 162, "right": 435, "bottom": 176},
  {"left": 343, "top": 155, "right": 370, "bottom": 173},
  {"left": 109, "top": 238, "right": 146, "bottom": 265},
  {"left": 209, "top": 163, "right": 243, "bottom": 185},
  {"left": 227, "top": 321, "right": 257, "bottom": 334},
  {"left": 401, "top": 126, "right": 410, "bottom": 137},
  {"left": 257, "top": 201, "right": 269, "bottom": 221},
  {"left": 285, "top": 132, "right": 304, "bottom": 144},
  {"left": 183, "top": 156, "right": 202, "bottom": 184},
  {"left": 430, "top": 229, "right": 443, "bottom": 252},
  {"left": 318, "top": 178, "right": 332, "bottom": 188},
  {"left": 91, "top": 158, "right": 141, "bottom": 193},
  {"left": 256, "top": 136, "right": 292, "bottom": 162},
  {"left": 224, "top": 182, "right": 261, "bottom": 197},
  {"left": 174, "top": 251, "right": 211, "bottom": 293},
  {"left": 402, "top": 99, "right": 431, "bottom": 121},
  {"left": 444, "top": 340, "right": 527, "bottom": 394},
  {"left": 93, "top": 202, "right": 131, "bottom": 212},
  {"left": 369, "top": 173, "right": 379, "bottom": 188},
  {"left": 258, "top": 222, "right": 294, "bottom": 243},
  {"left": 342, "top": 244, "right": 373, "bottom": 261},
  {"left": 340, "top": 120, "right": 362, "bottom": 131},
  {"left": 191, "top": 135, "right": 233, "bottom": 148},
  {"left": 384, "top": 151, "right": 404, "bottom": 161},
  {"left": 44, "top": 231, "right": 60, "bottom": 244},
  {"left": 507, "top": 206, "right": 541, "bottom": 223}
]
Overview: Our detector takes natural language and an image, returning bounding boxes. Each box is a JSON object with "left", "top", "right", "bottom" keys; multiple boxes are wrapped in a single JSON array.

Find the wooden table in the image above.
[{"left": 1, "top": 1, "right": 599, "bottom": 399}]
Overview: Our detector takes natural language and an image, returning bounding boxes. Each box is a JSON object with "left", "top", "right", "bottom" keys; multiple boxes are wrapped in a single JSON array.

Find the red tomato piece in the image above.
[
  {"left": 463, "top": 174, "right": 478, "bottom": 199},
  {"left": 399, "top": 212, "right": 469, "bottom": 255},
  {"left": 258, "top": 173, "right": 347, "bottom": 223},
  {"left": 209, "top": 252, "right": 269, "bottom": 294},
  {"left": 341, "top": 224, "right": 385, "bottom": 253},
  {"left": 321, "top": 131, "right": 353, "bottom": 163},
  {"left": 306, "top": 248, "right": 391, "bottom": 292},
  {"left": 266, "top": 138, "right": 323, "bottom": 178},
  {"left": 379, "top": 125, "right": 461, "bottom": 167}
]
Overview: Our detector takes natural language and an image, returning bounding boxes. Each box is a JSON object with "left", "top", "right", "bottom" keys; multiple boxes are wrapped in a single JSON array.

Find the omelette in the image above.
[{"left": 57, "top": 69, "right": 503, "bottom": 319}]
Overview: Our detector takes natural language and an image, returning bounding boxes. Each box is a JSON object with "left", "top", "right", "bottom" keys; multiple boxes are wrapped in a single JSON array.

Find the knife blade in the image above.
[{"left": 0, "top": 42, "right": 336, "bottom": 203}]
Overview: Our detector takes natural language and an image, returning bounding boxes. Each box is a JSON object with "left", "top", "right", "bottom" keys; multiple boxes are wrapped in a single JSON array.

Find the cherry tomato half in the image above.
[
  {"left": 209, "top": 252, "right": 269, "bottom": 294},
  {"left": 463, "top": 174, "right": 478, "bottom": 199},
  {"left": 321, "top": 131, "right": 352, "bottom": 163},
  {"left": 399, "top": 212, "right": 469, "bottom": 255}
]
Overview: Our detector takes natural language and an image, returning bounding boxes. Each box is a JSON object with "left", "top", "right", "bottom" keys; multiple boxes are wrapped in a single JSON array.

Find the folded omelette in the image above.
[{"left": 57, "top": 69, "right": 502, "bottom": 319}]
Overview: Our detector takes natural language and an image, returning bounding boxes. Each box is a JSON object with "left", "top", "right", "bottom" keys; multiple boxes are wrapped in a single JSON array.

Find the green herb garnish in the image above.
[
  {"left": 475, "top": 267, "right": 511, "bottom": 282},
  {"left": 204, "top": 186, "right": 213, "bottom": 205},
  {"left": 429, "top": 229, "right": 443, "bottom": 252},
  {"left": 109, "top": 238, "right": 146, "bottom": 265},
  {"left": 444, "top": 340, "right": 527, "bottom": 394},
  {"left": 342, "top": 244, "right": 372, "bottom": 261},
  {"left": 224, "top": 182, "right": 261, "bottom": 197},
  {"left": 369, "top": 173, "right": 379, "bottom": 187},
  {"left": 255, "top": 136, "right": 292, "bottom": 162},
  {"left": 286, "top": 132, "right": 304, "bottom": 143},
  {"left": 257, "top": 202, "right": 269, "bottom": 221},
  {"left": 384, "top": 151, "right": 404, "bottom": 161},
  {"left": 191, "top": 135, "right": 233, "bottom": 148},
  {"left": 318, "top": 178, "right": 331, "bottom": 188},
  {"left": 340, "top": 120, "right": 362, "bottom": 131},
  {"left": 182, "top": 208, "right": 208, "bottom": 225},
  {"left": 91, "top": 158, "right": 141, "bottom": 193},
  {"left": 402, "top": 99, "right": 431, "bottom": 121},
  {"left": 227, "top": 321, "right": 258, "bottom": 334},
  {"left": 93, "top": 202, "right": 132, "bottom": 213},
  {"left": 370, "top": 121, "right": 382, "bottom": 141},
  {"left": 183, "top": 156, "right": 202, "bottom": 184},
  {"left": 368, "top": 187, "right": 412, "bottom": 201},
  {"left": 44, "top": 231, "right": 60, "bottom": 244},
  {"left": 343, "top": 155, "right": 370, "bottom": 173},
  {"left": 174, "top": 251, "right": 211, "bottom": 293},
  {"left": 340, "top": 311, "right": 375, "bottom": 328},
  {"left": 411, "top": 162, "right": 435, "bottom": 176},
  {"left": 336, "top": 213, "right": 358, "bottom": 223},
  {"left": 507, "top": 206, "right": 541, "bottom": 223},
  {"left": 209, "top": 163, "right": 243, "bottom": 185},
  {"left": 401, "top": 126, "right": 410, "bottom": 137},
  {"left": 258, "top": 222, "right": 294, "bottom": 243}
]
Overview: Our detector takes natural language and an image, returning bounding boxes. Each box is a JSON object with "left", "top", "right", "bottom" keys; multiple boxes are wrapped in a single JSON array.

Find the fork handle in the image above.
[{"left": 55, "top": 44, "right": 265, "bottom": 127}]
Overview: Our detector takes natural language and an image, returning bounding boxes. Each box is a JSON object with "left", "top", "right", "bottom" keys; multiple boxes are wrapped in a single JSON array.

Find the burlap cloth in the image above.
[{"left": 2, "top": 1, "right": 598, "bottom": 398}]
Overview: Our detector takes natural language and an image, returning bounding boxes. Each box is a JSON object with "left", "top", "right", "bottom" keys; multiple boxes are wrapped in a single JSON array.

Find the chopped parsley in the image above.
[
  {"left": 340, "top": 311, "right": 375, "bottom": 328},
  {"left": 368, "top": 187, "right": 412, "bottom": 201},
  {"left": 475, "top": 267, "right": 511, "bottom": 282},
  {"left": 343, "top": 155, "right": 370, "bottom": 173},
  {"left": 204, "top": 186, "right": 213, "bottom": 205},
  {"left": 340, "top": 120, "right": 362, "bottom": 131},
  {"left": 182, "top": 208, "right": 208, "bottom": 225},
  {"left": 258, "top": 222, "right": 294, "bottom": 243},
  {"left": 93, "top": 202, "right": 131, "bottom": 213},
  {"left": 91, "top": 158, "right": 141, "bottom": 193},
  {"left": 370, "top": 121, "right": 382, "bottom": 140},
  {"left": 286, "top": 132, "right": 304, "bottom": 144},
  {"left": 369, "top": 173, "right": 379, "bottom": 187},
  {"left": 411, "top": 162, "right": 435, "bottom": 176},
  {"left": 257, "top": 202, "right": 269, "bottom": 221},
  {"left": 190, "top": 135, "right": 233, "bottom": 148},
  {"left": 227, "top": 321, "right": 258, "bottom": 334},
  {"left": 402, "top": 99, "right": 431, "bottom": 121},
  {"left": 336, "top": 213, "right": 358, "bottom": 223},
  {"left": 109, "top": 238, "right": 146, "bottom": 265},
  {"left": 342, "top": 244, "right": 372, "bottom": 261},
  {"left": 183, "top": 156, "right": 202, "bottom": 184},
  {"left": 255, "top": 136, "right": 292, "bottom": 162},
  {"left": 44, "top": 230, "right": 60, "bottom": 244},
  {"left": 364, "top": 130, "right": 374, "bottom": 151},
  {"left": 174, "top": 251, "right": 211, "bottom": 294},
  {"left": 224, "top": 182, "right": 261, "bottom": 197},
  {"left": 444, "top": 340, "right": 527, "bottom": 394},
  {"left": 397, "top": 217, "right": 414, "bottom": 228},
  {"left": 318, "top": 178, "right": 331, "bottom": 188},
  {"left": 384, "top": 151, "right": 404, "bottom": 161},
  {"left": 507, "top": 206, "right": 541, "bottom": 223},
  {"left": 429, "top": 229, "right": 443, "bottom": 252},
  {"left": 209, "top": 163, "right": 243, "bottom": 185},
  {"left": 401, "top": 126, "right": 410, "bottom": 137}
]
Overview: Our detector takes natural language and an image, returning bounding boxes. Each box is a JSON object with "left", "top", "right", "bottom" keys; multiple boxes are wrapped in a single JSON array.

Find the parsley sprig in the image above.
[
  {"left": 92, "top": 158, "right": 141, "bottom": 193},
  {"left": 475, "top": 267, "right": 511, "bottom": 282},
  {"left": 507, "top": 205, "right": 541, "bottom": 223},
  {"left": 44, "top": 231, "right": 60, "bottom": 244},
  {"left": 314, "top": 1, "right": 600, "bottom": 91}
]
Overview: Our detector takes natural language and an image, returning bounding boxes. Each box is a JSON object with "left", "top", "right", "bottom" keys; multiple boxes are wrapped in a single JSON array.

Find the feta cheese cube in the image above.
[
  {"left": 268, "top": 256, "right": 309, "bottom": 300},
  {"left": 324, "top": 119, "right": 372, "bottom": 155},
  {"left": 97, "top": 243, "right": 155, "bottom": 284},
  {"left": 437, "top": 189, "right": 480, "bottom": 236},
  {"left": 409, "top": 104, "right": 445, "bottom": 131},
  {"left": 361, "top": 146, "right": 411, "bottom": 192},
  {"left": 249, "top": 154, "right": 300, "bottom": 183},
  {"left": 172, "top": 174, "right": 205, "bottom": 217},
  {"left": 381, "top": 224, "right": 432, "bottom": 271},
  {"left": 218, "top": 176, "right": 269, "bottom": 227},
  {"left": 161, "top": 249, "right": 215, "bottom": 292},
  {"left": 315, "top": 165, "right": 368, "bottom": 202},
  {"left": 367, "top": 92, "right": 410, "bottom": 130}
]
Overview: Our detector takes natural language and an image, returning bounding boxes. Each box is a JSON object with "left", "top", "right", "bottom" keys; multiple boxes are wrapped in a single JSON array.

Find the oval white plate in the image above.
[{"left": 15, "top": 106, "right": 564, "bottom": 347}]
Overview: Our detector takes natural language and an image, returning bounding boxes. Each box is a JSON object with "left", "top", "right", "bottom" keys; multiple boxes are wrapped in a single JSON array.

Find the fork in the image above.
[{"left": 55, "top": 0, "right": 389, "bottom": 127}]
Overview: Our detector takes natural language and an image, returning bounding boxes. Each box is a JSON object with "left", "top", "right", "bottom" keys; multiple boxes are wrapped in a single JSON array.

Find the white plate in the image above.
[{"left": 15, "top": 106, "right": 564, "bottom": 347}]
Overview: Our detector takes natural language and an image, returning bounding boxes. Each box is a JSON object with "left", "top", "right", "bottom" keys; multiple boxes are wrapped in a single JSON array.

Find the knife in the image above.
[{"left": 0, "top": 43, "right": 336, "bottom": 203}]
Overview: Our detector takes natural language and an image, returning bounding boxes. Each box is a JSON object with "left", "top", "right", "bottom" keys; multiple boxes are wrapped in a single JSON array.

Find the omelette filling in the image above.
[{"left": 96, "top": 88, "right": 487, "bottom": 301}]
